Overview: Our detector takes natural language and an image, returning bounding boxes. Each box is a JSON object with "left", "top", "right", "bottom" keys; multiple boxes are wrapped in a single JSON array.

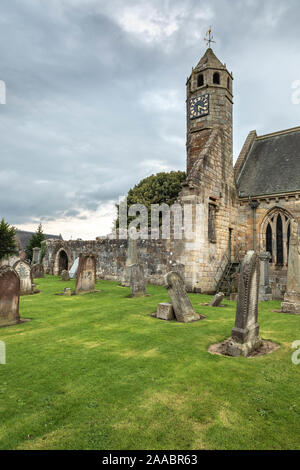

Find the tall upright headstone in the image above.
[
  {"left": 121, "top": 228, "right": 138, "bottom": 287},
  {"left": 164, "top": 271, "right": 201, "bottom": 323},
  {"left": 0, "top": 266, "right": 20, "bottom": 327},
  {"left": 258, "top": 251, "right": 272, "bottom": 301},
  {"left": 282, "top": 219, "right": 300, "bottom": 314},
  {"left": 32, "top": 247, "right": 41, "bottom": 265},
  {"left": 129, "top": 264, "right": 146, "bottom": 297},
  {"left": 75, "top": 254, "right": 96, "bottom": 294},
  {"left": 69, "top": 257, "right": 79, "bottom": 279},
  {"left": 13, "top": 260, "right": 33, "bottom": 295},
  {"left": 226, "top": 251, "right": 262, "bottom": 357}
]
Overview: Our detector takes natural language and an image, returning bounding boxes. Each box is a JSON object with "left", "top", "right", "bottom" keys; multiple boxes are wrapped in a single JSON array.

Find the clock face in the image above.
[{"left": 189, "top": 93, "right": 209, "bottom": 119}]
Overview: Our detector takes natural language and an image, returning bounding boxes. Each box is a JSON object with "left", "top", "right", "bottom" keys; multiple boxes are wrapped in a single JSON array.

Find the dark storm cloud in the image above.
[{"left": 0, "top": 0, "right": 300, "bottom": 226}]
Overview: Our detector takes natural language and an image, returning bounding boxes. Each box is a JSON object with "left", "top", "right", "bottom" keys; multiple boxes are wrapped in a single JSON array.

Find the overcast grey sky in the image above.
[{"left": 0, "top": 0, "right": 299, "bottom": 239}]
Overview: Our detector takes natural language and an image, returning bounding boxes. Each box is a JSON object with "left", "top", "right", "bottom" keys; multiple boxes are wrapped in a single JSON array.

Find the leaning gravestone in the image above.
[
  {"left": 258, "top": 251, "right": 272, "bottom": 301},
  {"left": 69, "top": 257, "right": 79, "bottom": 279},
  {"left": 226, "top": 251, "right": 262, "bottom": 357},
  {"left": 0, "top": 266, "right": 20, "bottom": 327},
  {"left": 121, "top": 229, "right": 138, "bottom": 287},
  {"left": 129, "top": 264, "right": 146, "bottom": 297},
  {"left": 75, "top": 254, "right": 96, "bottom": 294},
  {"left": 32, "top": 263, "right": 44, "bottom": 279},
  {"left": 32, "top": 247, "right": 41, "bottom": 265},
  {"left": 282, "top": 219, "right": 300, "bottom": 314},
  {"left": 13, "top": 260, "right": 33, "bottom": 295},
  {"left": 164, "top": 271, "right": 201, "bottom": 323},
  {"left": 209, "top": 292, "right": 224, "bottom": 307},
  {"left": 61, "top": 269, "right": 70, "bottom": 281}
]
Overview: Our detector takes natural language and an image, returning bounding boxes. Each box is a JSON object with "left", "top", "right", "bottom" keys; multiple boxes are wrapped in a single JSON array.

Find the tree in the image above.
[
  {"left": 0, "top": 218, "right": 18, "bottom": 261},
  {"left": 115, "top": 171, "right": 186, "bottom": 228},
  {"left": 25, "top": 224, "right": 46, "bottom": 261}
]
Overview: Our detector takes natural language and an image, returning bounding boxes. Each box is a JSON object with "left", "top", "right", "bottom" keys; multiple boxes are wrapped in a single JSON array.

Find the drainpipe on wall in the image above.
[{"left": 249, "top": 200, "right": 260, "bottom": 251}]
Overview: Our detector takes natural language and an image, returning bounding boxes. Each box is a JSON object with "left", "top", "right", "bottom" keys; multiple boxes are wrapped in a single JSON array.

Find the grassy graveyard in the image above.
[{"left": 0, "top": 275, "right": 299, "bottom": 450}]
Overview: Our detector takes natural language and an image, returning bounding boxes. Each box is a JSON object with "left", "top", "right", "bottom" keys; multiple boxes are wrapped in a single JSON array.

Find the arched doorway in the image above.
[{"left": 58, "top": 250, "right": 68, "bottom": 274}]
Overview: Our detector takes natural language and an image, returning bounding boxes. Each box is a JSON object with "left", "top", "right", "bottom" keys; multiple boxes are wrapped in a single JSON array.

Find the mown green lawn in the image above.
[{"left": 0, "top": 275, "right": 299, "bottom": 450}]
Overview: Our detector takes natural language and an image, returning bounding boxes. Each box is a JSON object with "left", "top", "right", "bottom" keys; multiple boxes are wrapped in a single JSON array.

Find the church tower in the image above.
[{"left": 179, "top": 47, "right": 237, "bottom": 293}]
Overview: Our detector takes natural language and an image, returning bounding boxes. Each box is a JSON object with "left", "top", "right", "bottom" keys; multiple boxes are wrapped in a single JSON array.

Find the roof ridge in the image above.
[{"left": 257, "top": 126, "right": 300, "bottom": 140}]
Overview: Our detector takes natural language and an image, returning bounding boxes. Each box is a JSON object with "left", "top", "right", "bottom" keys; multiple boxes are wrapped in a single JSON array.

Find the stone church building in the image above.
[{"left": 43, "top": 48, "right": 300, "bottom": 299}]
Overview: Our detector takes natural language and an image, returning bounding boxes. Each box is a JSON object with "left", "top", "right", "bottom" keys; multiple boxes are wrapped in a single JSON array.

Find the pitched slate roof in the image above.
[
  {"left": 16, "top": 230, "right": 62, "bottom": 249},
  {"left": 237, "top": 127, "right": 300, "bottom": 197}
]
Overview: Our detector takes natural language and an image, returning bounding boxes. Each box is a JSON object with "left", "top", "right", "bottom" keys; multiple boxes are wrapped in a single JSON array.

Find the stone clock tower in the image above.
[{"left": 178, "top": 48, "right": 238, "bottom": 293}]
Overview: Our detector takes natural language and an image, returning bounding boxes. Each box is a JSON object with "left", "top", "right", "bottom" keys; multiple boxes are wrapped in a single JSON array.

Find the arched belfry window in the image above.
[
  {"left": 197, "top": 74, "right": 204, "bottom": 87},
  {"left": 213, "top": 72, "right": 220, "bottom": 84},
  {"left": 261, "top": 208, "right": 293, "bottom": 266}
]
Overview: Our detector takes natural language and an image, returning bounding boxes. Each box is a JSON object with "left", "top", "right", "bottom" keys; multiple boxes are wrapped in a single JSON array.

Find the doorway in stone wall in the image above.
[{"left": 58, "top": 250, "right": 68, "bottom": 274}]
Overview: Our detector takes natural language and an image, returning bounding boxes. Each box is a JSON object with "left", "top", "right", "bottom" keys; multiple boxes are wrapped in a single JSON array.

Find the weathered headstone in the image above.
[
  {"left": 164, "top": 271, "right": 201, "bottom": 323},
  {"left": 32, "top": 263, "right": 44, "bottom": 279},
  {"left": 61, "top": 269, "right": 70, "bottom": 281},
  {"left": 282, "top": 219, "right": 300, "bottom": 314},
  {"left": 64, "top": 288, "right": 72, "bottom": 296},
  {"left": 226, "top": 251, "right": 262, "bottom": 357},
  {"left": 0, "top": 266, "right": 20, "bottom": 327},
  {"left": 129, "top": 263, "right": 146, "bottom": 297},
  {"left": 258, "top": 251, "right": 272, "bottom": 301},
  {"left": 209, "top": 292, "right": 224, "bottom": 307},
  {"left": 121, "top": 229, "right": 138, "bottom": 287},
  {"left": 32, "top": 247, "right": 41, "bottom": 265},
  {"left": 13, "top": 260, "right": 33, "bottom": 295},
  {"left": 75, "top": 254, "right": 96, "bottom": 294},
  {"left": 69, "top": 257, "right": 79, "bottom": 279},
  {"left": 156, "top": 303, "right": 175, "bottom": 321},
  {"left": 19, "top": 250, "right": 26, "bottom": 261}
]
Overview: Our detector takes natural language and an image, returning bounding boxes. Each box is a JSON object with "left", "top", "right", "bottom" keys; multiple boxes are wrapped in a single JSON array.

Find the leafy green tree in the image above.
[
  {"left": 0, "top": 218, "right": 18, "bottom": 261},
  {"left": 26, "top": 224, "right": 46, "bottom": 261},
  {"left": 116, "top": 171, "right": 186, "bottom": 228}
]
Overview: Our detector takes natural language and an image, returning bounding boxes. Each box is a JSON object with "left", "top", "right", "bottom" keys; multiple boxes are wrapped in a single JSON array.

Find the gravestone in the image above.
[
  {"left": 13, "top": 260, "right": 33, "bottom": 295},
  {"left": 156, "top": 303, "right": 175, "bottom": 321},
  {"left": 209, "top": 292, "right": 224, "bottom": 307},
  {"left": 64, "top": 288, "right": 72, "bottom": 296},
  {"left": 226, "top": 251, "right": 262, "bottom": 357},
  {"left": 32, "top": 263, "right": 44, "bottom": 279},
  {"left": 32, "top": 247, "right": 41, "bottom": 265},
  {"left": 121, "top": 229, "right": 138, "bottom": 287},
  {"left": 61, "top": 269, "right": 70, "bottom": 281},
  {"left": 282, "top": 219, "right": 300, "bottom": 314},
  {"left": 129, "top": 264, "right": 146, "bottom": 297},
  {"left": 75, "top": 254, "right": 96, "bottom": 294},
  {"left": 258, "top": 251, "right": 272, "bottom": 301},
  {"left": 0, "top": 266, "right": 20, "bottom": 327},
  {"left": 164, "top": 271, "right": 201, "bottom": 323},
  {"left": 19, "top": 250, "right": 26, "bottom": 261},
  {"left": 69, "top": 257, "right": 79, "bottom": 279}
]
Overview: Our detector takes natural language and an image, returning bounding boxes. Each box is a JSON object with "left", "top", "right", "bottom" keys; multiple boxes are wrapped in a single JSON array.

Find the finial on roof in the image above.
[{"left": 204, "top": 26, "right": 215, "bottom": 48}]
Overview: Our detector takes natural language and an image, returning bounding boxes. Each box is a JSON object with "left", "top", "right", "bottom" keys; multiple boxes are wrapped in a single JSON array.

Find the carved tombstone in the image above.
[
  {"left": 13, "top": 260, "right": 33, "bottom": 295},
  {"left": 129, "top": 264, "right": 146, "bottom": 297},
  {"left": 75, "top": 254, "right": 96, "bottom": 294},
  {"left": 121, "top": 229, "right": 138, "bottom": 287},
  {"left": 164, "top": 271, "right": 200, "bottom": 323},
  {"left": 32, "top": 263, "right": 44, "bottom": 279},
  {"left": 282, "top": 219, "right": 300, "bottom": 314},
  {"left": 61, "top": 269, "right": 70, "bottom": 281},
  {"left": 156, "top": 303, "right": 175, "bottom": 321},
  {"left": 32, "top": 247, "right": 41, "bottom": 265},
  {"left": 0, "top": 266, "right": 20, "bottom": 327},
  {"left": 226, "top": 251, "right": 262, "bottom": 357},
  {"left": 258, "top": 251, "right": 272, "bottom": 301},
  {"left": 209, "top": 292, "right": 224, "bottom": 307}
]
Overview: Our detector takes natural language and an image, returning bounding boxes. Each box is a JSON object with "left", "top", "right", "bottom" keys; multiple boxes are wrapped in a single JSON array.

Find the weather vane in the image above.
[{"left": 204, "top": 26, "right": 215, "bottom": 48}]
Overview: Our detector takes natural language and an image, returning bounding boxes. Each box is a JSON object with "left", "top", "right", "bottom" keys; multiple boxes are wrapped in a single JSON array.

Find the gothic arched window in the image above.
[
  {"left": 287, "top": 223, "right": 291, "bottom": 259},
  {"left": 213, "top": 72, "right": 220, "bottom": 84},
  {"left": 197, "top": 74, "right": 204, "bottom": 87},
  {"left": 261, "top": 208, "right": 293, "bottom": 266}
]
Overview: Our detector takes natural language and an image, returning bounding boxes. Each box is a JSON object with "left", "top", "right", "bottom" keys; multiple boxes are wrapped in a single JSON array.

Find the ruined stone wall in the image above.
[{"left": 43, "top": 237, "right": 183, "bottom": 285}]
